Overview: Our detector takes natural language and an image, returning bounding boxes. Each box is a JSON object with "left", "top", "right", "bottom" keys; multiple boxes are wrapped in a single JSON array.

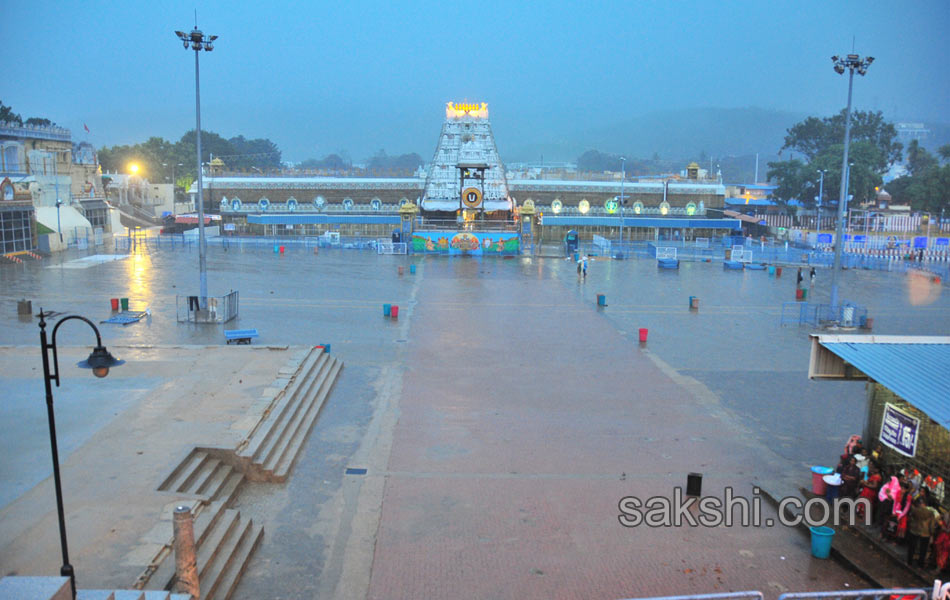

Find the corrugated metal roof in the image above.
[{"left": 820, "top": 337, "right": 950, "bottom": 427}]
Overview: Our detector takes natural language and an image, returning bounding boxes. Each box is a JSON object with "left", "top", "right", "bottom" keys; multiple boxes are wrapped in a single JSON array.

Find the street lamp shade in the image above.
[{"left": 77, "top": 346, "right": 125, "bottom": 378}]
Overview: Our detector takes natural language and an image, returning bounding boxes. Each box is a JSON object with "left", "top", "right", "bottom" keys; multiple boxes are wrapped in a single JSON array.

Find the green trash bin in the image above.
[{"left": 120, "top": 297, "right": 129, "bottom": 311}]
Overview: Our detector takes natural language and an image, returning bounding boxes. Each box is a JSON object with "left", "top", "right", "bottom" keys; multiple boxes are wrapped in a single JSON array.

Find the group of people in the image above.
[
  {"left": 796, "top": 267, "right": 816, "bottom": 289},
  {"left": 833, "top": 435, "right": 949, "bottom": 572}
]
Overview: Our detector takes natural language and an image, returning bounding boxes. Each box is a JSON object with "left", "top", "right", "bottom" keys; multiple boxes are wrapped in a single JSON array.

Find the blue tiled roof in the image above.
[
  {"left": 821, "top": 340, "right": 950, "bottom": 427},
  {"left": 725, "top": 197, "right": 774, "bottom": 206},
  {"left": 247, "top": 214, "right": 401, "bottom": 225}
]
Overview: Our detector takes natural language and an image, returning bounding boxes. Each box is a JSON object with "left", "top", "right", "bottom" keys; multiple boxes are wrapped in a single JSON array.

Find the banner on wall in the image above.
[
  {"left": 411, "top": 231, "right": 519, "bottom": 255},
  {"left": 880, "top": 403, "right": 919, "bottom": 457}
]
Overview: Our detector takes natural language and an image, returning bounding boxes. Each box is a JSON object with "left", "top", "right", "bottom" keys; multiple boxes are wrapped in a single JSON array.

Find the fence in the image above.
[
  {"left": 592, "top": 234, "right": 611, "bottom": 255},
  {"left": 780, "top": 301, "right": 868, "bottom": 328},
  {"left": 623, "top": 589, "right": 929, "bottom": 600},
  {"left": 376, "top": 239, "right": 407, "bottom": 255},
  {"left": 176, "top": 290, "right": 239, "bottom": 324}
]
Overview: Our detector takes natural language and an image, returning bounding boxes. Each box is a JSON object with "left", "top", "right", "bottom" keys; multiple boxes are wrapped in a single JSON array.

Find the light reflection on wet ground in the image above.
[{"left": 3, "top": 245, "right": 947, "bottom": 469}]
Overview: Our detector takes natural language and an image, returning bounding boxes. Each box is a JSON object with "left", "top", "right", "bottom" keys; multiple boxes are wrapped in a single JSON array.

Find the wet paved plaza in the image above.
[{"left": 1, "top": 240, "right": 948, "bottom": 598}]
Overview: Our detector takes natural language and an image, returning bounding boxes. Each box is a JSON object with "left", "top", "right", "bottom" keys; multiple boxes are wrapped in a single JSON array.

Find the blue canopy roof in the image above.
[{"left": 815, "top": 336, "right": 950, "bottom": 428}]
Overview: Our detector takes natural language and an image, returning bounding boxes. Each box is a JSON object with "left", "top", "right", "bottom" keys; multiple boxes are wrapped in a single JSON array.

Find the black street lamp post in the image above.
[{"left": 38, "top": 312, "right": 124, "bottom": 599}]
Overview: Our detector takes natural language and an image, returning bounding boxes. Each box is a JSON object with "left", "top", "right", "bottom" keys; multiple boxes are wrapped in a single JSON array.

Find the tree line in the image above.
[
  {"left": 766, "top": 109, "right": 948, "bottom": 215},
  {"left": 98, "top": 131, "right": 282, "bottom": 191}
]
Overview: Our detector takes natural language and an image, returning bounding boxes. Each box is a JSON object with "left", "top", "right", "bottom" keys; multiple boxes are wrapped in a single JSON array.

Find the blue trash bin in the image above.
[
  {"left": 823, "top": 474, "right": 841, "bottom": 502},
  {"left": 809, "top": 526, "right": 834, "bottom": 559}
]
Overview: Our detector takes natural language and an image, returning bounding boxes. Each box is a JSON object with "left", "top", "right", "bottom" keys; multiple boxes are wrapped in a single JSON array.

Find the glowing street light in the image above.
[
  {"left": 829, "top": 53, "right": 873, "bottom": 312},
  {"left": 128, "top": 163, "right": 140, "bottom": 175}
]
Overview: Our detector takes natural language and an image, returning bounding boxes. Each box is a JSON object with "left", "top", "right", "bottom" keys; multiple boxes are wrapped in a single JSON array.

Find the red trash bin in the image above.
[{"left": 391, "top": 305, "right": 399, "bottom": 318}]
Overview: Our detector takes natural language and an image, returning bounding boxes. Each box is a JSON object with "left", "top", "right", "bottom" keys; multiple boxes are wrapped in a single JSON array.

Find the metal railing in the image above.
[
  {"left": 176, "top": 290, "right": 239, "bottom": 324},
  {"left": 777, "top": 589, "right": 930, "bottom": 600},
  {"left": 623, "top": 589, "right": 929, "bottom": 600}
]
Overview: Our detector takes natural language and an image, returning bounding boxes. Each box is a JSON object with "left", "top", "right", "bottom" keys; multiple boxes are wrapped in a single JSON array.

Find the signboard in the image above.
[
  {"left": 936, "top": 237, "right": 949, "bottom": 247},
  {"left": 880, "top": 403, "right": 919, "bottom": 457},
  {"left": 853, "top": 234, "right": 866, "bottom": 243},
  {"left": 913, "top": 236, "right": 928, "bottom": 249},
  {"left": 817, "top": 233, "right": 832, "bottom": 244},
  {"left": 223, "top": 223, "right": 235, "bottom": 231}
]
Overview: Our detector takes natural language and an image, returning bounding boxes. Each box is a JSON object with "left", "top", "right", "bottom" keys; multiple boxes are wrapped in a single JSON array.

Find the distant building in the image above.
[
  {"left": 895, "top": 122, "right": 931, "bottom": 144},
  {"left": 0, "top": 120, "right": 110, "bottom": 251}
]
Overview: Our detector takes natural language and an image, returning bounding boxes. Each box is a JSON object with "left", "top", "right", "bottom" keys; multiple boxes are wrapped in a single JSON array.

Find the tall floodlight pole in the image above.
[
  {"left": 816, "top": 169, "right": 825, "bottom": 230},
  {"left": 175, "top": 26, "right": 217, "bottom": 308},
  {"left": 619, "top": 156, "right": 626, "bottom": 252},
  {"left": 829, "top": 53, "right": 873, "bottom": 312}
]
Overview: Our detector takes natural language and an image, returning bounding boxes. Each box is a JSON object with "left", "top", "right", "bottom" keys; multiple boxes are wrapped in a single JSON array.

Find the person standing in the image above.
[
  {"left": 906, "top": 496, "right": 936, "bottom": 567},
  {"left": 582, "top": 255, "right": 588, "bottom": 278},
  {"left": 796, "top": 267, "right": 804, "bottom": 289},
  {"left": 809, "top": 267, "right": 816, "bottom": 286}
]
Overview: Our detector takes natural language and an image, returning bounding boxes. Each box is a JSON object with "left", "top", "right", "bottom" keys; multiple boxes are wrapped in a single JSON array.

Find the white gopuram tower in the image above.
[{"left": 421, "top": 102, "right": 512, "bottom": 216}]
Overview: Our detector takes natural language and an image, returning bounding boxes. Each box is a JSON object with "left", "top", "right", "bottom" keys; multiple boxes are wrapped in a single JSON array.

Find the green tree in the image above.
[
  {"left": 906, "top": 139, "right": 937, "bottom": 176},
  {"left": 886, "top": 144, "right": 950, "bottom": 214},
  {"left": 0, "top": 101, "right": 22, "bottom": 125},
  {"left": 766, "top": 159, "right": 808, "bottom": 205},
  {"left": 781, "top": 109, "right": 902, "bottom": 164}
]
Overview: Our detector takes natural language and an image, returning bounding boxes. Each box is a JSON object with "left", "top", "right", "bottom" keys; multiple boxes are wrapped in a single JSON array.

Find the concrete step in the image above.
[
  {"left": 195, "top": 461, "right": 230, "bottom": 498},
  {"left": 185, "top": 458, "right": 221, "bottom": 495},
  {"left": 238, "top": 350, "right": 327, "bottom": 462},
  {"left": 271, "top": 358, "right": 343, "bottom": 481},
  {"left": 214, "top": 471, "right": 245, "bottom": 507},
  {"left": 253, "top": 354, "right": 336, "bottom": 464},
  {"left": 158, "top": 450, "right": 210, "bottom": 493},
  {"left": 258, "top": 355, "right": 338, "bottom": 473},
  {"left": 202, "top": 519, "right": 264, "bottom": 600},
  {"left": 195, "top": 510, "right": 242, "bottom": 584}
]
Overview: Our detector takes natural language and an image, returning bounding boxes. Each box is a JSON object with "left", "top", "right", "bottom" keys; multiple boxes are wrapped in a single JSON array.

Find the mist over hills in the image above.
[
  {"left": 500, "top": 106, "right": 803, "bottom": 164},
  {"left": 495, "top": 106, "right": 950, "bottom": 184}
]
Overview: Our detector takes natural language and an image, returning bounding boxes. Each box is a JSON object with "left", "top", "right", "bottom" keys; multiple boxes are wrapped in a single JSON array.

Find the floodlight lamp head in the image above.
[
  {"left": 866, "top": 56, "right": 874, "bottom": 64},
  {"left": 834, "top": 64, "right": 845, "bottom": 74}
]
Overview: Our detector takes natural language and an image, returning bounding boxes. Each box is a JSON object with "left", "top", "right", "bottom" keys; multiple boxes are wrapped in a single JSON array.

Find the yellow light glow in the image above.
[
  {"left": 446, "top": 102, "right": 488, "bottom": 119},
  {"left": 660, "top": 201, "right": 670, "bottom": 215},
  {"left": 579, "top": 199, "right": 590, "bottom": 214},
  {"left": 128, "top": 163, "right": 140, "bottom": 175},
  {"left": 551, "top": 199, "right": 562, "bottom": 214}
]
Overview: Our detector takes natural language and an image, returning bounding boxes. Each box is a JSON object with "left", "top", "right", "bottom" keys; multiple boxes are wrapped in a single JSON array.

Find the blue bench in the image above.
[{"left": 225, "top": 329, "right": 259, "bottom": 344}]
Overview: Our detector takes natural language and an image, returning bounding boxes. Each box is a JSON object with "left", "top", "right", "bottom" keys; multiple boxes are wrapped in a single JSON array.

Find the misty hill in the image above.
[{"left": 502, "top": 107, "right": 804, "bottom": 164}]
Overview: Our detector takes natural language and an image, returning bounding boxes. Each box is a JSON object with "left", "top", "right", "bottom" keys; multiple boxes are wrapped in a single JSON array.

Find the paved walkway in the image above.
[{"left": 365, "top": 269, "right": 867, "bottom": 599}]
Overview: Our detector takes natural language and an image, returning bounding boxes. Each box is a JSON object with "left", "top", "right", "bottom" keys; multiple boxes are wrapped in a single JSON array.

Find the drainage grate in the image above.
[{"left": 345, "top": 467, "right": 367, "bottom": 475}]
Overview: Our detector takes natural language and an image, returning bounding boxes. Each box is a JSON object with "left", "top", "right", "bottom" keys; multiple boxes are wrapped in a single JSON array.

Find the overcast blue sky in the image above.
[{"left": 3, "top": 0, "right": 948, "bottom": 162}]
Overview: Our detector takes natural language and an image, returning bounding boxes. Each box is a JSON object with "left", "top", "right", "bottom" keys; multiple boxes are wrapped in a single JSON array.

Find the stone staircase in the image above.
[
  {"left": 142, "top": 501, "right": 262, "bottom": 600},
  {"left": 238, "top": 347, "right": 343, "bottom": 482},
  {"left": 132, "top": 346, "right": 342, "bottom": 599},
  {"left": 157, "top": 449, "right": 245, "bottom": 505}
]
